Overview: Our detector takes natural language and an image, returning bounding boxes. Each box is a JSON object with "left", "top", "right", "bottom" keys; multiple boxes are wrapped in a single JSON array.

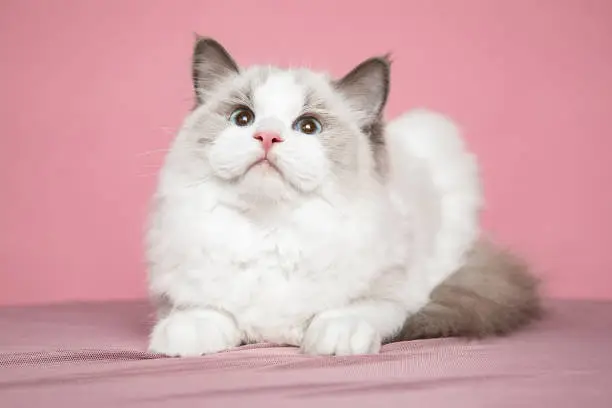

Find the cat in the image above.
[{"left": 145, "top": 36, "right": 541, "bottom": 357}]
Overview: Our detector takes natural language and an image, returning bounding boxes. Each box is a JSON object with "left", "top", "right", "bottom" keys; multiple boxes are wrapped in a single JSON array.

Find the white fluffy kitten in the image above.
[{"left": 146, "top": 37, "right": 540, "bottom": 357}]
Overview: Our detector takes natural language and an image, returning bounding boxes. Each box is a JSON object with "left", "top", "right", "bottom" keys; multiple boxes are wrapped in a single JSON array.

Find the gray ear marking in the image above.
[
  {"left": 192, "top": 37, "right": 240, "bottom": 105},
  {"left": 335, "top": 55, "right": 391, "bottom": 123}
]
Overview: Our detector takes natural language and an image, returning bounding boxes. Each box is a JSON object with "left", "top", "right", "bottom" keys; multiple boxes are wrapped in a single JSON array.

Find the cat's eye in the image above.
[
  {"left": 293, "top": 116, "right": 322, "bottom": 135},
  {"left": 229, "top": 107, "right": 255, "bottom": 127}
]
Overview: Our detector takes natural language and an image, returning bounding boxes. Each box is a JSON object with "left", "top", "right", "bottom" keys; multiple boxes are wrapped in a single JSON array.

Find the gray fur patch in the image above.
[{"left": 392, "top": 239, "right": 542, "bottom": 341}]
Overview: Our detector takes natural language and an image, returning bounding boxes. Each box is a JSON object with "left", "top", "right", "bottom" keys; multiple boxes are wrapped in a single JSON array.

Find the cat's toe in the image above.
[
  {"left": 302, "top": 314, "right": 381, "bottom": 356},
  {"left": 148, "top": 309, "right": 241, "bottom": 357}
]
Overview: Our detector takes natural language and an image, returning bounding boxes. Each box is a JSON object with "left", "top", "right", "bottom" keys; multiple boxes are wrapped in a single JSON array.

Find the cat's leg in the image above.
[
  {"left": 148, "top": 307, "right": 242, "bottom": 357},
  {"left": 301, "top": 300, "right": 406, "bottom": 356}
]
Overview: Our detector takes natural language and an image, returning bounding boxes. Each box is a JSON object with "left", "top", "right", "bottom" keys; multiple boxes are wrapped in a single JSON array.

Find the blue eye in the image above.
[
  {"left": 293, "top": 116, "right": 322, "bottom": 135},
  {"left": 229, "top": 107, "right": 255, "bottom": 127}
]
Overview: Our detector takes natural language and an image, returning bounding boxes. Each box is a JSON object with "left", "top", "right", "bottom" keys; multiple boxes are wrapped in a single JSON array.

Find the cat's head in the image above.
[{"left": 170, "top": 37, "right": 390, "bottom": 204}]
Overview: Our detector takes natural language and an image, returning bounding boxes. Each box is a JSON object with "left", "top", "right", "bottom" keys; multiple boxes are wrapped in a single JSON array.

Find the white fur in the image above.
[
  {"left": 385, "top": 110, "right": 482, "bottom": 311},
  {"left": 147, "top": 70, "right": 482, "bottom": 357},
  {"left": 149, "top": 309, "right": 241, "bottom": 356}
]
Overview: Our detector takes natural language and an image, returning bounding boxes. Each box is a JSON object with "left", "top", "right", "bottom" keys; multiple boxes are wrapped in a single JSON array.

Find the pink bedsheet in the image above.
[{"left": 1, "top": 300, "right": 611, "bottom": 407}]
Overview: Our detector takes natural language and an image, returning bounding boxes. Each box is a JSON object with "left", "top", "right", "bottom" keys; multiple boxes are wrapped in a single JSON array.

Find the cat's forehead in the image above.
[{"left": 239, "top": 67, "right": 332, "bottom": 118}]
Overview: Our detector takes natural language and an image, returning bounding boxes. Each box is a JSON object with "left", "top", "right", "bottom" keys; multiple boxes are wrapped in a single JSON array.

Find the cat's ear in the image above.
[
  {"left": 335, "top": 55, "right": 391, "bottom": 124},
  {"left": 192, "top": 36, "right": 240, "bottom": 105}
]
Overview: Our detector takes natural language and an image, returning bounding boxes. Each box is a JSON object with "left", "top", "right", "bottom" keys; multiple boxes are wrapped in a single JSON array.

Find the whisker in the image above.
[
  {"left": 135, "top": 149, "right": 170, "bottom": 157},
  {"left": 184, "top": 177, "right": 211, "bottom": 188},
  {"left": 159, "top": 126, "right": 176, "bottom": 135}
]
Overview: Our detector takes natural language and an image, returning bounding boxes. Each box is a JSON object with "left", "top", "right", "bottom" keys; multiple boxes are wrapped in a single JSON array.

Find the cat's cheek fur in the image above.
[
  {"left": 208, "top": 128, "right": 262, "bottom": 180},
  {"left": 273, "top": 137, "right": 330, "bottom": 193}
]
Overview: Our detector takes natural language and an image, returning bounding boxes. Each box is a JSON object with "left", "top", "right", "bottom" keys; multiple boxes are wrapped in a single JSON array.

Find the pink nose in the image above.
[{"left": 253, "top": 131, "right": 284, "bottom": 154}]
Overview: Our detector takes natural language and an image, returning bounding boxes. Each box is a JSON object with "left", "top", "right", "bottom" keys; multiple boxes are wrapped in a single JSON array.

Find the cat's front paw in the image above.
[
  {"left": 302, "top": 313, "right": 381, "bottom": 356},
  {"left": 148, "top": 309, "right": 241, "bottom": 357}
]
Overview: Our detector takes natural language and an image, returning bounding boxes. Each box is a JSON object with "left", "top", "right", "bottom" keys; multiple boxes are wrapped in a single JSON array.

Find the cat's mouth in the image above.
[{"left": 246, "top": 157, "right": 282, "bottom": 175}]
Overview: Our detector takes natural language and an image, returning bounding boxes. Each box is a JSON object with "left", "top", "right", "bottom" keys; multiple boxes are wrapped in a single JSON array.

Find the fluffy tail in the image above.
[{"left": 396, "top": 239, "right": 542, "bottom": 340}]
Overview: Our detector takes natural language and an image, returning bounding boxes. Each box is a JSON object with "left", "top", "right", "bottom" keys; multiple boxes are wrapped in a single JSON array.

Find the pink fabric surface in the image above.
[{"left": 1, "top": 300, "right": 611, "bottom": 407}]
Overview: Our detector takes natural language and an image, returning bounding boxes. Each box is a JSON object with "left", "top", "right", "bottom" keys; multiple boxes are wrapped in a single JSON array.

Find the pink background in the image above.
[{"left": 0, "top": 0, "right": 611, "bottom": 306}]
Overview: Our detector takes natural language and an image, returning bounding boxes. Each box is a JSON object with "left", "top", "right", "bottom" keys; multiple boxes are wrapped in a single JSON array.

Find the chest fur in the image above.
[{"left": 148, "top": 191, "right": 397, "bottom": 343}]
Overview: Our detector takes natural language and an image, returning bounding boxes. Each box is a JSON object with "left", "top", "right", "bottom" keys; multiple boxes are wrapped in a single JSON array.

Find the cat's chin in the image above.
[
  {"left": 235, "top": 162, "right": 295, "bottom": 202},
  {"left": 246, "top": 158, "right": 282, "bottom": 176},
  {"left": 216, "top": 157, "right": 321, "bottom": 202}
]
